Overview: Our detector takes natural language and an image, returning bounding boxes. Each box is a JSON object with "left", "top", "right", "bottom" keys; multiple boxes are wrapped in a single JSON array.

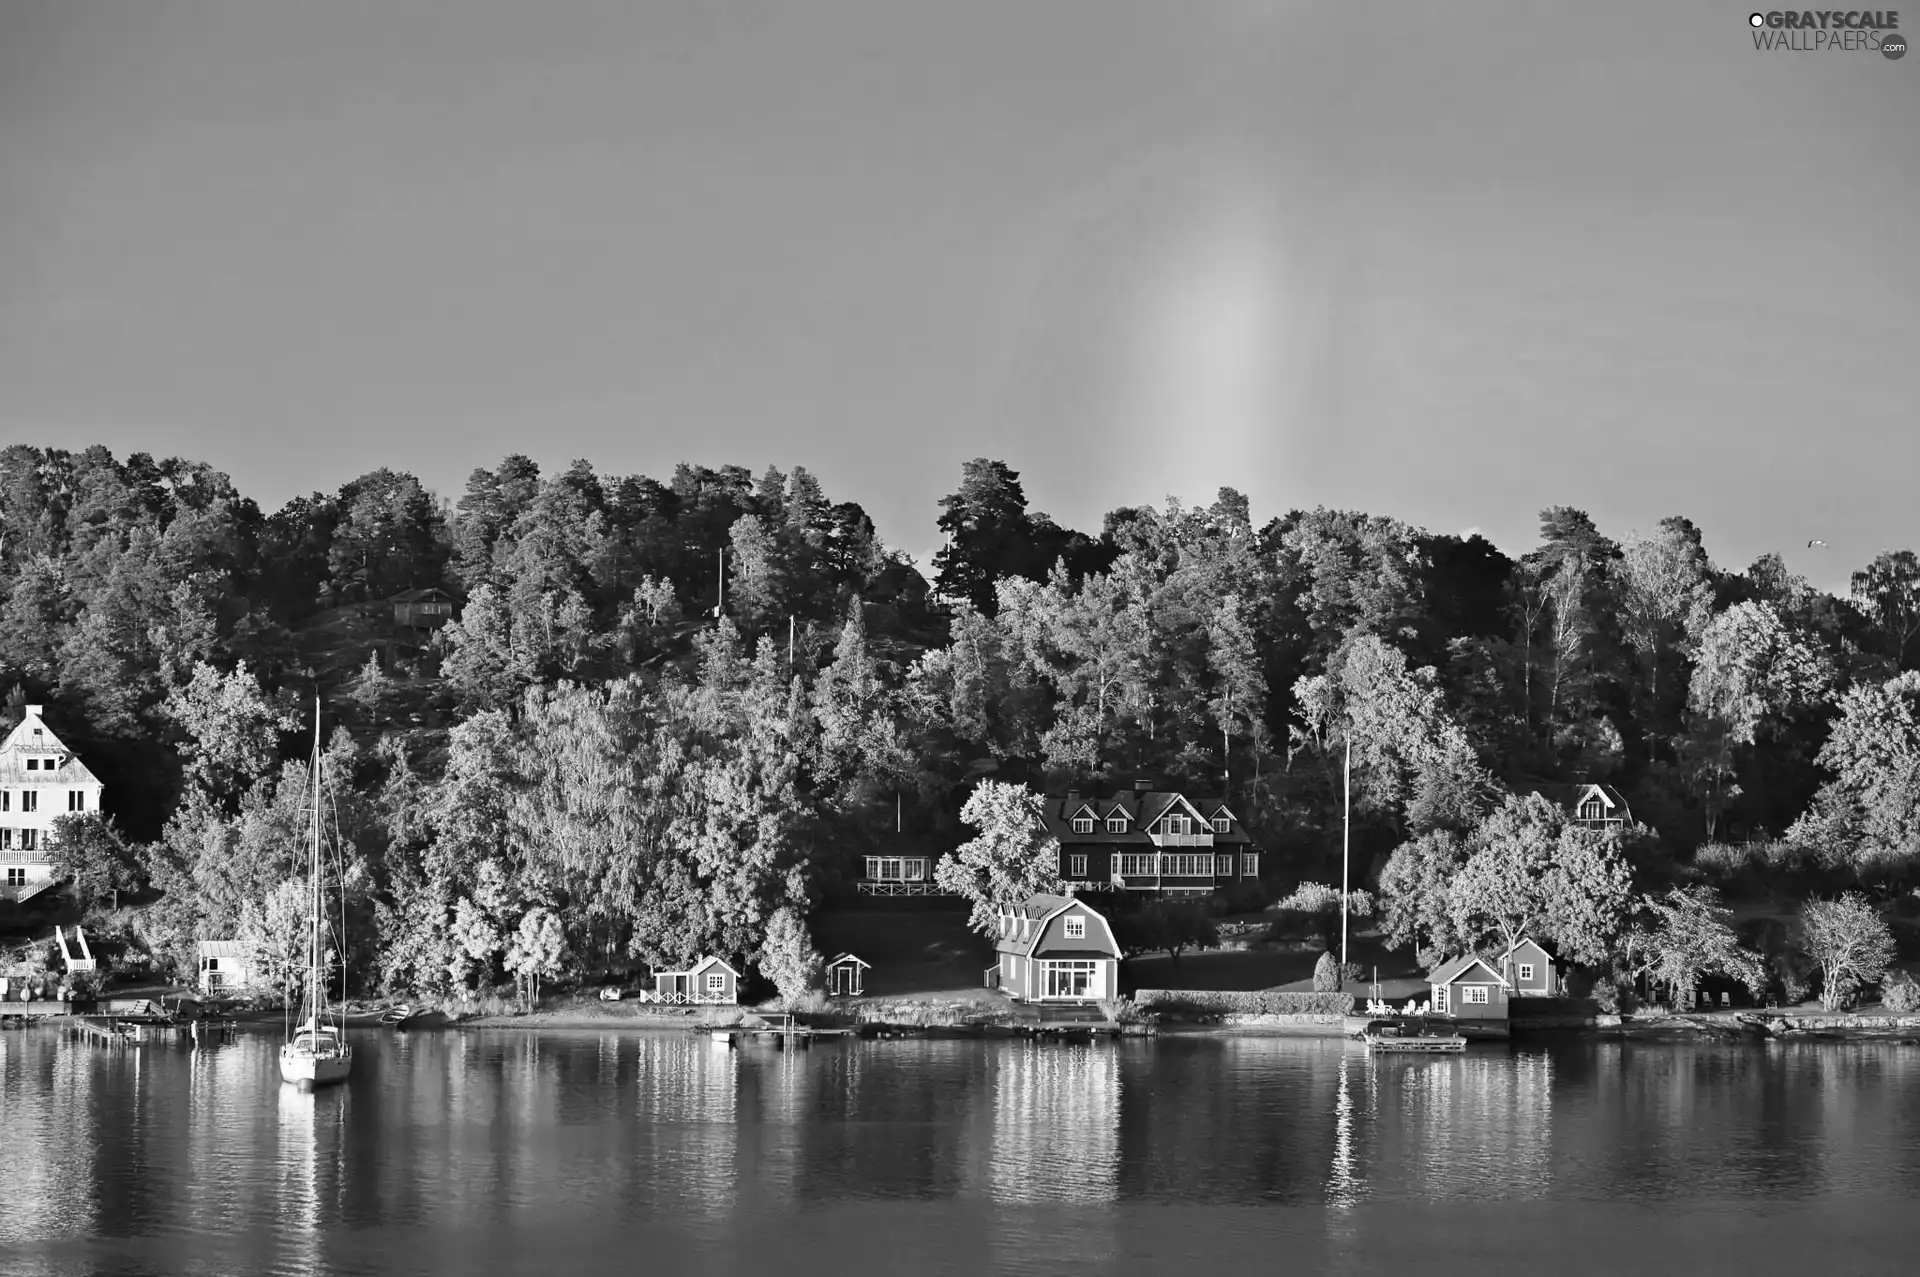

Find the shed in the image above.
[
  {"left": 825, "top": 952, "right": 870, "bottom": 997},
  {"left": 1501, "top": 937, "right": 1557, "bottom": 996},
  {"left": 1426, "top": 955, "right": 1512, "bottom": 1020},
  {"left": 197, "top": 940, "right": 255, "bottom": 994},
  {"left": 651, "top": 955, "right": 740, "bottom": 1005}
]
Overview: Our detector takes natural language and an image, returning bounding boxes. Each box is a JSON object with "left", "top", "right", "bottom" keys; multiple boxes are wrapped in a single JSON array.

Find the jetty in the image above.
[{"left": 704, "top": 1013, "right": 855, "bottom": 1050}]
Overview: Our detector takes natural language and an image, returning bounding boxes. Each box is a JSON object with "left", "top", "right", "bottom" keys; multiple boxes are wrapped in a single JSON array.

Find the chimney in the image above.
[
  {"left": 1065, "top": 788, "right": 1080, "bottom": 806},
  {"left": 25, "top": 705, "right": 42, "bottom": 717}
]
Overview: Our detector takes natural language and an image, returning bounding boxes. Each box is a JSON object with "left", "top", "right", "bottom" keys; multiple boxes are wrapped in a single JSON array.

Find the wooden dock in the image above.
[{"left": 706, "top": 1015, "right": 856, "bottom": 1050}]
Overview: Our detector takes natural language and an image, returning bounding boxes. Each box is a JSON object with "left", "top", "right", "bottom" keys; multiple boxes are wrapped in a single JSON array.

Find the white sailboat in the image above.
[{"left": 280, "top": 703, "right": 353, "bottom": 1089}]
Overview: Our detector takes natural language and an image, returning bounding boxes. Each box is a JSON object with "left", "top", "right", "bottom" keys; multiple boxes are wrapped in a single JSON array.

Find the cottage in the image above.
[
  {"left": 825, "top": 952, "right": 869, "bottom": 997},
  {"left": 1501, "top": 937, "right": 1557, "bottom": 996},
  {"left": 650, "top": 955, "right": 740, "bottom": 1005},
  {"left": 1, "top": 706, "right": 107, "bottom": 903},
  {"left": 988, "top": 894, "right": 1121, "bottom": 1002},
  {"left": 391, "top": 587, "right": 457, "bottom": 631},
  {"left": 197, "top": 940, "right": 255, "bottom": 994},
  {"left": 1427, "top": 955, "right": 1512, "bottom": 1020},
  {"left": 1523, "top": 781, "right": 1632, "bottom": 830},
  {"left": 1045, "top": 776, "right": 1261, "bottom": 895}
]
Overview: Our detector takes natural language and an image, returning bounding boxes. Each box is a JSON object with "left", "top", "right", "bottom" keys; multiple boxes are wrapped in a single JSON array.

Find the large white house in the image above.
[{"left": 0, "top": 706, "right": 106, "bottom": 903}]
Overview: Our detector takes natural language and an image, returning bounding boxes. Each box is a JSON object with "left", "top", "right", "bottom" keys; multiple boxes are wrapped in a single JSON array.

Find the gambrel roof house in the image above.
[{"left": 989, "top": 893, "right": 1122, "bottom": 1003}]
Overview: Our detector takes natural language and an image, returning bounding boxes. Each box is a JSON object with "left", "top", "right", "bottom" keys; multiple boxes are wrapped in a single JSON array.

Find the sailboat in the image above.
[{"left": 280, "top": 702, "right": 353, "bottom": 1089}]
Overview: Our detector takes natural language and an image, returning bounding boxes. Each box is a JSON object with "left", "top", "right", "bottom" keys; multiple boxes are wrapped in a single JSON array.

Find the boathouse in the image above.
[
  {"left": 1501, "top": 937, "right": 1557, "bottom": 996},
  {"left": 987, "top": 893, "right": 1121, "bottom": 1003},
  {"left": 825, "top": 953, "right": 869, "bottom": 997},
  {"left": 1426, "top": 955, "right": 1512, "bottom": 1020},
  {"left": 649, "top": 955, "right": 739, "bottom": 1004},
  {"left": 197, "top": 940, "right": 256, "bottom": 994}
]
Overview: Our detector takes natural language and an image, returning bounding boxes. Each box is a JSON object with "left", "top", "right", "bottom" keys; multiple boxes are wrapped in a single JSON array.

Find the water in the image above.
[{"left": 4, "top": 1027, "right": 1920, "bottom": 1276}]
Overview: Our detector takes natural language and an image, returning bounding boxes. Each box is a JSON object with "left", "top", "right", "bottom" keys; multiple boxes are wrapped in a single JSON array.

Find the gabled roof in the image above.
[
  {"left": 390, "top": 587, "right": 454, "bottom": 603},
  {"left": 1427, "top": 956, "right": 1511, "bottom": 987},
  {"left": 995, "top": 893, "right": 1121, "bottom": 960},
  {"left": 661, "top": 954, "right": 740, "bottom": 979},
  {"left": 197, "top": 940, "right": 249, "bottom": 959},
  {"left": 0, "top": 707, "right": 102, "bottom": 788},
  {"left": 1502, "top": 936, "right": 1555, "bottom": 961},
  {"left": 1521, "top": 780, "right": 1632, "bottom": 818},
  {"left": 826, "top": 952, "right": 870, "bottom": 970}
]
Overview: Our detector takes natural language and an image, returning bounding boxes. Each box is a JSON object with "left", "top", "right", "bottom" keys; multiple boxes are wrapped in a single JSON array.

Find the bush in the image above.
[
  {"left": 1312, "top": 951, "right": 1340, "bottom": 991},
  {"left": 1592, "top": 981, "right": 1621, "bottom": 1015},
  {"left": 1882, "top": 973, "right": 1920, "bottom": 1014},
  {"left": 1133, "top": 989, "right": 1355, "bottom": 1016}
]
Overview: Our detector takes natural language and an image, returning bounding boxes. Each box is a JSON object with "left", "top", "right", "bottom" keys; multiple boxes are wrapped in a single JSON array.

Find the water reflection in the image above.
[{"left": 6, "top": 1027, "right": 1920, "bottom": 1276}]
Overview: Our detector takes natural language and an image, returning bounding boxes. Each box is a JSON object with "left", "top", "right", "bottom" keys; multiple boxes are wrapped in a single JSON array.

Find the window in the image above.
[
  {"left": 22, "top": 792, "right": 35, "bottom": 813},
  {"left": 1160, "top": 854, "right": 1210, "bottom": 876},
  {"left": 1067, "top": 854, "right": 1087, "bottom": 877},
  {"left": 1465, "top": 986, "right": 1489, "bottom": 1005},
  {"left": 25, "top": 759, "right": 37, "bottom": 771},
  {"left": 1064, "top": 917, "right": 1086, "bottom": 939},
  {"left": 1580, "top": 800, "right": 1603, "bottom": 821},
  {"left": 1212, "top": 816, "right": 1230, "bottom": 833},
  {"left": 1215, "top": 855, "right": 1235, "bottom": 876},
  {"left": 4, "top": 868, "right": 24, "bottom": 887},
  {"left": 705, "top": 972, "right": 727, "bottom": 993},
  {"left": 1045, "top": 960, "right": 1097, "bottom": 998},
  {"left": 0, "top": 830, "right": 10, "bottom": 849},
  {"left": 1167, "top": 815, "right": 1191, "bottom": 835},
  {"left": 20, "top": 830, "right": 35, "bottom": 852},
  {"left": 1241, "top": 854, "right": 1259, "bottom": 878},
  {"left": 0, "top": 790, "right": 8, "bottom": 810},
  {"left": 68, "top": 790, "right": 84, "bottom": 812},
  {"left": 1106, "top": 816, "right": 1127, "bottom": 833},
  {"left": 1518, "top": 963, "right": 1535, "bottom": 982},
  {"left": 205, "top": 957, "right": 221, "bottom": 972},
  {"left": 1071, "top": 817, "right": 1095, "bottom": 834},
  {"left": 1115, "top": 854, "right": 1156, "bottom": 877},
  {"left": 866, "top": 857, "right": 926, "bottom": 882},
  {"left": 1434, "top": 986, "right": 1448, "bottom": 1013}
]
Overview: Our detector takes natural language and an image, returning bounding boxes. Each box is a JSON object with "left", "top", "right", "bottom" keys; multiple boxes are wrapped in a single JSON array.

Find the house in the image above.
[
  {"left": 1427, "top": 955, "right": 1512, "bottom": 1021},
  {"left": 197, "top": 940, "right": 255, "bottom": 994},
  {"left": 0, "top": 706, "right": 106, "bottom": 903},
  {"left": 391, "top": 587, "right": 457, "bottom": 631},
  {"left": 987, "top": 893, "right": 1121, "bottom": 1002},
  {"left": 825, "top": 952, "right": 869, "bottom": 997},
  {"left": 1044, "top": 776, "right": 1261, "bottom": 895},
  {"left": 1501, "top": 937, "right": 1557, "bottom": 996},
  {"left": 855, "top": 834, "right": 951, "bottom": 897},
  {"left": 1526, "top": 782, "right": 1632, "bottom": 830},
  {"left": 648, "top": 955, "right": 740, "bottom": 1005}
]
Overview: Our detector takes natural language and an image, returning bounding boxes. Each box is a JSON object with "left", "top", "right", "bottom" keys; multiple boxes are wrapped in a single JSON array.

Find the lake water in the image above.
[{"left": 4, "top": 1026, "right": 1919, "bottom": 1276}]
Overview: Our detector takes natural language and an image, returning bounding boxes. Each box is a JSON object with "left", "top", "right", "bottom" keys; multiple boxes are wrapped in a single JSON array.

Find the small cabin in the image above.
[
  {"left": 391, "top": 587, "right": 457, "bottom": 631},
  {"left": 197, "top": 940, "right": 255, "bottom": 994},
  {"left": 651, "top": 955, "right": 739, "bottom": 1005},
  {"left": 826, "top": 952, "right": 869, "bottom": 997},
  {"left": 1501, "top": 937, "right": 1557, "bottom": 997},
  {"left": 987, "top": 894, "right": 1121, "bottom": 1003},
  {"left": 1426, "top": 955, "right": 1512, "bottom": 1020}
]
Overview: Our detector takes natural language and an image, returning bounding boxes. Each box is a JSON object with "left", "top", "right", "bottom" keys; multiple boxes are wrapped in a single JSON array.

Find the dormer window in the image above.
[
  {"left": 1212, "top": 816, "right": 1230, "bottom": 833},
  {"left": 1071, "top": 817, "right": 1095, "bottom": 834},
  {"left": 1106, "top": 816, "right": 1127, "bottom": 833}
]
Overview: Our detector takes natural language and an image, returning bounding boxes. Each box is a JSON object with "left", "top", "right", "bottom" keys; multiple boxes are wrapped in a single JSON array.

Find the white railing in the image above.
[
  {"left": 56, "top": 926, "right": 96, "bottom": 974},
  {"left": 633, "top": 989, "right": 735, "bottom": 1006},
  {"left": 857, "top": 881, "right": 950, "bottom": 897},
  {"left": 0, "top": 850, "right": 49, "bottom": 865},
  {"left": 1148, "top": 832, "right": 1215, "bottom": 848}
]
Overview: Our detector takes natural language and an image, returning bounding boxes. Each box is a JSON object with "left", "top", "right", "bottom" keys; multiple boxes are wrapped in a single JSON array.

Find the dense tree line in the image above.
[{"left": 3, "top": 442, "right": 1917, "bottom": 1002}]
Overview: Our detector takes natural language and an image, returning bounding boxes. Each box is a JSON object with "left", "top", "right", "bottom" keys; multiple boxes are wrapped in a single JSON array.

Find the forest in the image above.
[{"left": 3, "top": 443, "right": 1918, "bottom": 1008}]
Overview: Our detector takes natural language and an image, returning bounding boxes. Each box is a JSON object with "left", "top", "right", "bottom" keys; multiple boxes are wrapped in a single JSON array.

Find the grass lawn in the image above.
[{"left": 810, "top": 908, "right": 996, "bottom": 999}]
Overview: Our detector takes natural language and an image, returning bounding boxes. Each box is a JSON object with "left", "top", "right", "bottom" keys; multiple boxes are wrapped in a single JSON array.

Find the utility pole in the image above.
[
  {"left": 712, "top": 547, "right": 725, "bottom": 619},
  {"left": 1340, "top": 735, "right": 1351, "bottom": 977},
  {"left": 789, "top": 614, "right": 796, "bottom": 674}
]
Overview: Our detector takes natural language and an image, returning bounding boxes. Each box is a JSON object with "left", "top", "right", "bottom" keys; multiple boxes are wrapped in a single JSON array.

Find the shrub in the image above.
[
  {"left": 1133, "top": 989, "right": 1355, "bottom": 1016},
  {"left": 1312, "top": 951, "right": 1340, "bottom": 991},
  {"left": 1592, "top": 980, "right": 1621, "bottom": 1015},
  {"left": 1096, "top": 998, "right": 1143, "bottom": 1025},
  {"left": 1693, "top": 842, "right": 1759, "bottom": 882},
  {"left": 1881, "top": 973, "right": 1920, "bottom": 1014}
]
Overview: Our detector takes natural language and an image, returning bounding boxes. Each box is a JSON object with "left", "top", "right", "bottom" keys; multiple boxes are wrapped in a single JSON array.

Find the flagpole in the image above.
[{"left": 1341, "top": 736, "right": 1351, "bottom": 978}]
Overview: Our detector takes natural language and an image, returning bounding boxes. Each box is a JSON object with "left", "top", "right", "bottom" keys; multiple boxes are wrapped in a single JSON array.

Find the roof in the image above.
[
  {"left": 0, "top": 707, "right": 103, "bottom": 788},
  {"left": 197, "top": 940, "right": 249, "bottom": 958},
  {"left": 1520, "top": 781, "right": 1632, "bottom": 818},
  {"left": 1502, "top": 936, "right": 1555, "bottom": 961},
  {"left": 667, "top": 954, "right": 740, "bottom": 979},
  {"left": 1042, "top": 783, "right": 1253, "bottom": 845},
  {"left": 993, "top": 893, "right": 1121, "bottom": 960},
  {"left": 390, "top": 587, "right": 454, "bottom": 604},
  {"left": 1427, "top": 956, "right": 1511, "bottom": 987},
  {"left": 826, "top": 952, "right": 870, "bottom": 969}
]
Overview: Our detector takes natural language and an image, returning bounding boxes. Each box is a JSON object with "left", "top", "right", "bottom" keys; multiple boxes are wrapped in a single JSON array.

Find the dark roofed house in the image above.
[
  {"left": 987, "top": 893, "right": 1120, "bottom": 1002},
  {"left": 1525, "top": 781, "right": 1632, "bottom": 830},
  {"left": 1045, "top": 776, "right": 1260, "bottom": 895},
  {"left": 392, "top": 587, "right": 457, "bottom": 631}
]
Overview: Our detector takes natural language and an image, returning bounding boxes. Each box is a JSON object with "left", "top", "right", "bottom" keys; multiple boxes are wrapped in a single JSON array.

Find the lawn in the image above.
[{"left": 810, "top": 907, "right": 996, "bottom": 999}]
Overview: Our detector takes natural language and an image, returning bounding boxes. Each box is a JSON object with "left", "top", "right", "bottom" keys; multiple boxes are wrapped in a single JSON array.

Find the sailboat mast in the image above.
[
  {"left": 310, "top": 697, "right": 323, "bottom": 1025},
  {"left": 1340, "top": 736, "right": 1351, "bottom": 976}
]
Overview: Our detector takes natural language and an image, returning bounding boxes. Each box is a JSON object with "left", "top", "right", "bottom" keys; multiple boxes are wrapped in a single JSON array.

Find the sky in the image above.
[{"left": 1, "top": 1, "right": 1913, "bottom": 591}]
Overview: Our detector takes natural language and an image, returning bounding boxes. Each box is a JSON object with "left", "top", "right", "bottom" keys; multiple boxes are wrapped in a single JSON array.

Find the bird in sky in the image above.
[{"left": 1807, "top": 539, "right": 1827, "bottom": 548}]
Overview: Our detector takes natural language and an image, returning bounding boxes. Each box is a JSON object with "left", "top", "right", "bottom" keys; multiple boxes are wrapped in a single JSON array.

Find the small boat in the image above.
[
  {"left": 280, "top": 702, "right": 354, "bottom": 1090},
  {"left": 1360, "top": 1018, "right": 1467, "bottom": 1053},
  {"left": 377, "top": 1004, "right": 416, "bottom": 1028}
]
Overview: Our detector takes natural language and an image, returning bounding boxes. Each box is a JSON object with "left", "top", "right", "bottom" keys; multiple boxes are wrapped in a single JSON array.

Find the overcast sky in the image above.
[{"left": 2, "top": 1, "right": 1912, "bottom": 589}]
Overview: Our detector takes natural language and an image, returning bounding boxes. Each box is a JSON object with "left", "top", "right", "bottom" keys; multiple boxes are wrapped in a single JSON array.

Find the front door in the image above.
[{"left": 1045, "top": 961, "right": 1096, "bottom": 999}]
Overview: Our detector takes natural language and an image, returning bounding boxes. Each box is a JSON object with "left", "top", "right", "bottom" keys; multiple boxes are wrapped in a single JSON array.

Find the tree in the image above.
[
  {"left": 757, "top": 905, "right": 824, "bottom": 1005},
  {"left": 1787, "top": 672, "right": 1920, "bottom": 876},
  {"left": 934, "top": 781, "right": 1061, "bottom": 934},
  {"left": 1617, "top": 518, "right": 1716, "bottom": 722},
  {"left": 1446, "top": 794, "right": 1635, "bottom": 965},
  {"left": 1852, "top": 550, "right": 1920, "bottom": 671},
  {"left": 236, "top": 879, "right": 310, "bottom": 1012},
  {"left": 1377, "top": 830, "right": 1470, "bottom": 966},
  {"left": 504, "top": 906, "right": 568, "bottom": 1010},
  {"left": 1625, "top": 885, "right": 1765, "bottom": 1007},
  {"left": 1273, "top": 882, "right": 1374, "bottom": 952},
  {"left": 48, "top": 813, "right": 143, "bottom": 912},
  {"left": 161, "top": 661, "right": 296, "bottom": 809},
  {"left": 1113, "top": 899, "right": 1220, "bottom": 963},
  {"left": 1799, "top": 892, "right": 1896, "bottom": 1011}
]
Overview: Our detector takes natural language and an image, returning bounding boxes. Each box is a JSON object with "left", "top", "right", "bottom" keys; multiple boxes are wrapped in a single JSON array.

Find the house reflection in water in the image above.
[
  {"left": 989, "top": 1042, "right": 1121, "bottom": 1205},
  {"left": 0, "top": 1034, "right": 101, "bottom": 1246},
  {"left": 1369, "top": 1051, "right": 1555, "bottom": 1201}
]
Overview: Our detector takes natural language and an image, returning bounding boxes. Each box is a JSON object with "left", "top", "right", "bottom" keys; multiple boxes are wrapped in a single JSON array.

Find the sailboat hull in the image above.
[{"left": 280, "top": 1044, "right": 353, "bottom": 1089}]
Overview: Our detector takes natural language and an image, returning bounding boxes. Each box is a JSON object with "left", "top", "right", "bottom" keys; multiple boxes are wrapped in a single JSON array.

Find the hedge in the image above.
[{"left": 1134, "top": 989, "right": 1356, "bottom": 1015}]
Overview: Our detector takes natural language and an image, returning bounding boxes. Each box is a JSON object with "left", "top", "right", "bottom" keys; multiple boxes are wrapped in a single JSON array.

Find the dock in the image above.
[{"left": 705, "top": 1014, "right": 855, "bottom": 1050}]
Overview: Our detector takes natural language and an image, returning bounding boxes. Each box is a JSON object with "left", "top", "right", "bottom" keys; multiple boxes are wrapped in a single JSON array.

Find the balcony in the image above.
[
  {"left": 0, "top": 850, "right": 51, "bottom": 865},
  {"left": 1147, "top": 831, "right": 1214, "bottom": 848}
]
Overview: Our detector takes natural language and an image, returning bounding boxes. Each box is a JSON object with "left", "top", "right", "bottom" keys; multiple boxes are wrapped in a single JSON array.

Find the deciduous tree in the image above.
[
  {"left": 1799, "top": 892, "right": 1896, "bottom": 1011},
  {"left": 934, "top": 781, "right": 1061, "bottom": 934}
]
